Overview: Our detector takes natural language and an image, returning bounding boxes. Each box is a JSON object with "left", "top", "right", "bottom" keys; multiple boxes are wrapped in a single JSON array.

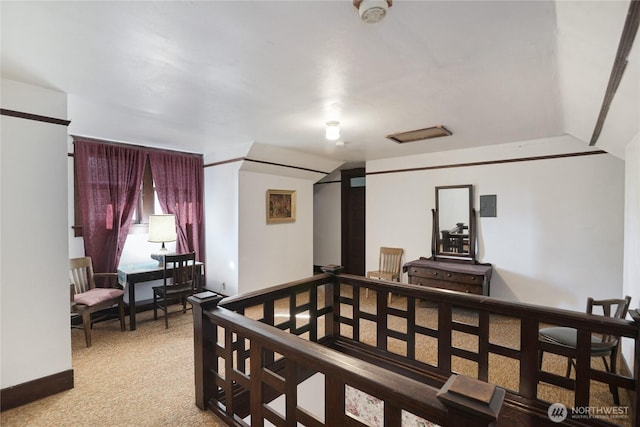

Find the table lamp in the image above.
[{"left": 148, "top": 214, "right": 177, "bottom": 266}]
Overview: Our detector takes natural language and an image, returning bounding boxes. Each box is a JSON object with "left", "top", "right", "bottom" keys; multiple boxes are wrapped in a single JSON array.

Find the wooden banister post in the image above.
[
  {"left": 189, "top": 291, "right": 223, "bottom": 409},
  {"left": 320, "top": 264, "right": 344, "bottom": 275},
  {"left": 321, "top": 265, "right": 343, "bottom": 339},
  {"left": 437, "top": 375, "right": 505, "bottom": 427}
]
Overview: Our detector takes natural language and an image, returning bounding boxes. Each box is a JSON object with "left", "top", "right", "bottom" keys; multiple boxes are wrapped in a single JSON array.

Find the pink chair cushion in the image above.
[{"left": 74, "top": 288, "right": 124, "bottom": 306}]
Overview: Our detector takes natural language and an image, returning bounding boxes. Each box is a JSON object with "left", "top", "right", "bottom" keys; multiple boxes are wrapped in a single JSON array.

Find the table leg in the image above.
[{"left": 128, "top": 279, "right": 137, "bottom": 331}]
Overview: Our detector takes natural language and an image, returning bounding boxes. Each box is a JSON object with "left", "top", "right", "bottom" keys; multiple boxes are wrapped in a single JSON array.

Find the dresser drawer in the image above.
[
  {"left": 444, "top": 281, "right": 482, "bottom": 294},
  {"left": 408, "top": 267, "right": 483, "bottom": 285},
  {"left": 449, "top": 272, "right": 484, "bottom": 285},
  {"left": 409, "top": 276, "right": 482, "bottom": 295},
  {"left": 407, "top": 267, "right": 444, "bottom": 279}
]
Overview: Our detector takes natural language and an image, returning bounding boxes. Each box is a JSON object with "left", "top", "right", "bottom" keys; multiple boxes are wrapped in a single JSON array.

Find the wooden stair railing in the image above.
[
  {"left": 333, "top": 272, "right": 639, "bottom": 426},
  {"left": 191, "top": 265, "right": 640, "bottom": 427},
  {"left": 190, "top": 290, "right": 505, "bottom": 427}
]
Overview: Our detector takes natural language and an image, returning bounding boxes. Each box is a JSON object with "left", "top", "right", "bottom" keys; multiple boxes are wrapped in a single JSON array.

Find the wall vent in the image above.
[{"left": 386, "top": 125, "right": 452, "bottom": 144}]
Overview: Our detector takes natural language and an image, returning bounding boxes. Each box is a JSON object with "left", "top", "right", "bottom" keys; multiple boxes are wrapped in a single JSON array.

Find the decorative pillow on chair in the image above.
[{"left": 74, "top": 288, "right": 124, "bottom": 306}]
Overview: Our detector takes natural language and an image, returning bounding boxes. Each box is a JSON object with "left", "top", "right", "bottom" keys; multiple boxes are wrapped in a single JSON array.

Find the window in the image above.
[{"left": 129, "top": 158, "right": 161, "bottom": 233}]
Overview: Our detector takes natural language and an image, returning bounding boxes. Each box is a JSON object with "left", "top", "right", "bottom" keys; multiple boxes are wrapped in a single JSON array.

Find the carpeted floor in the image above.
[
  {"left": 1, "top": 308, "right": 226, "bottom": 427},
  {"left": 1, "top": 291, "right": 632, "bottom": 427}
]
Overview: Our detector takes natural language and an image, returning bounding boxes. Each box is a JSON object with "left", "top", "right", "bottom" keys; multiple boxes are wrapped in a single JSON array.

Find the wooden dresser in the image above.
[{"left": 403, "top": 257, "right": 492, "bottom": 296}]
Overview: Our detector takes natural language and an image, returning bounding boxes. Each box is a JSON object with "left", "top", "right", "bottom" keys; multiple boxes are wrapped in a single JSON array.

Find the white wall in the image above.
[
  {"left": 621, "top": 134, "right": 640, "bottom": 370},
  {"left": 204, "top": 160, "right": 240, "bottom": 296},
  {"left": 1, "top": 79, "right": 71, "bottom": 388},
  {"left": 67, "top": 138, "right": 85, "bottom": 259},
  {"left": 313, "top": 172, "right": 341, "bottom": 267},
  {"left": 238, "top": 171, "right": 314, "bottom": 294},
  {"left": 366, "top": 135, "right": 625, "bottom": 312}
]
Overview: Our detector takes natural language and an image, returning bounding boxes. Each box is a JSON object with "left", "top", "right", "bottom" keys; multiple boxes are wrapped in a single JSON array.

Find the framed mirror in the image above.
[{"left": 432, "top": 184, "right": 477, "bottom": 262}]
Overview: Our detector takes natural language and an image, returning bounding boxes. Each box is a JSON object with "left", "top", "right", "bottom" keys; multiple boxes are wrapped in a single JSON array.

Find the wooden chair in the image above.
[
  {"left": 69, "top": 257, "right": 126, "bottom": 347},
  {"left": 365, "top": 247, "right": 404, "bottom": 304},
  {"left": 538, "top": 295, "right": 631, "bottom": 404},
  {"left": 153, "top": 252, "right": 197, "bottom": 329}
]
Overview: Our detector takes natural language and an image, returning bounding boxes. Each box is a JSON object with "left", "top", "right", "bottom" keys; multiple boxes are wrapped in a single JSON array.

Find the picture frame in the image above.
[{"left": 266, "top": 189, "right": 296, "bottom": 224}]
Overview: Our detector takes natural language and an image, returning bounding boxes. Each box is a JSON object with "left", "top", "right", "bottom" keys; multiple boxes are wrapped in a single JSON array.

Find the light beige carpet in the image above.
[{"left": 1, "top": 308, "right": 225, "bottom": 427}]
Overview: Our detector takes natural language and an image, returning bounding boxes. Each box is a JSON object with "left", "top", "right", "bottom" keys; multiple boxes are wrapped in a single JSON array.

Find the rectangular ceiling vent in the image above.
[{"left": 386, "top": 125, "right": 452, "bottom": 144}]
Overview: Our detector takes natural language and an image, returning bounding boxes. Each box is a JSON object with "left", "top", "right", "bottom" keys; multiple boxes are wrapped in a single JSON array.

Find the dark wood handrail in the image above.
[
  {"left": 192, "top": 269, "right": 639, "bottom": 427},
  {"left": 208, "top": 306, "right": 449, "bottom": 424},
  {"left": 341, "top": 274, "right": 637, "bottom": 337},
  {"left": 220, "top": 273, "right": 333, "bottom": 309}
]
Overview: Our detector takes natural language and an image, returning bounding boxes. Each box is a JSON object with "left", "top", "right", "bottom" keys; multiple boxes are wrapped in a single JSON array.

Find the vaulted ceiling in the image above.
[{"left": 1, "top": 1, "right": 638, "bottom": 163}]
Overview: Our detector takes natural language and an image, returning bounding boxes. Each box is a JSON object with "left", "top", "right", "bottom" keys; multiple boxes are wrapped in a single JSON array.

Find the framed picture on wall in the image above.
[{"left": 266, "top": 189, "right": 296, "bottom": 224}]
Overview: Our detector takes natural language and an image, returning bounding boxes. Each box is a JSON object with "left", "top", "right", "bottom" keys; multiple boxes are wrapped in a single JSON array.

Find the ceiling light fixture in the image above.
[
  {"left": 325, "top": 121, "right": 340, "bottom": 141},
  {"left": 354, "top": 0, "right": 392, "bottom": 24}
]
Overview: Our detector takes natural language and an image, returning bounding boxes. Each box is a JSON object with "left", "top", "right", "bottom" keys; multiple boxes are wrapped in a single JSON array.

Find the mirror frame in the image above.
[{"left": 431, "top": 184, "right": 477, "bottom": 263}]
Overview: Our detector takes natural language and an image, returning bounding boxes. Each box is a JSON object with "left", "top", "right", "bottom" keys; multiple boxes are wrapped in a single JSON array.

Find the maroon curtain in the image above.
[
  {"left": 75, "top": 138, "right": 146, "bottom": 274},
  {"left": 148, "top": 150, "right": 205, "bottom": 262}
]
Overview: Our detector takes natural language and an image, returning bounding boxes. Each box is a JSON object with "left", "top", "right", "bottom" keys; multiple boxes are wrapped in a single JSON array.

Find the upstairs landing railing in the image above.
[{"left": 191, "top": 266, "right": 639, "bottom": 427}]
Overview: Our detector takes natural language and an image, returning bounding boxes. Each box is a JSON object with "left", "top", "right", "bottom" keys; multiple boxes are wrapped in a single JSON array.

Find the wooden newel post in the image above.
[
  {"left": 321, "top": 265, "right": 344, "bottom": 339},
  {"left": 320, "top": 264, "right": 344, "bottom": 275},
  {"left": 189, "top": 291, "right": 223, "bottom": 410},
  {"left": 437, "top": 375, "right": 505, "bottom": 427}
]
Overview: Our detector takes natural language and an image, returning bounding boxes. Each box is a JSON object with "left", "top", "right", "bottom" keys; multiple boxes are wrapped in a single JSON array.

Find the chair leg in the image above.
[
  {"left": 565, "top": 358, "right": 573, "bottom": 378},
  {"left": 388, "top": 292, "right": 392, "bottom": 305},
  {"left": 538, "top": 350, "right": 544, "bottom": 370},
  {"left": 365, "top": 288, "right": 369, "bottom": 299},
  {"left": 164, "top": 303, "right": 169, "bottom": 329},
  {"left": 153, "top": 292, "right": 158, "bottom": 320},
  {"left": 607, "top": 349, "right": 620, "bottom": 405},
  {"left": 118, "top": 300, "right": 126, "bottom": 332},
  {"left": 81, "top": 311, "right": 92, "bottom": 347}
]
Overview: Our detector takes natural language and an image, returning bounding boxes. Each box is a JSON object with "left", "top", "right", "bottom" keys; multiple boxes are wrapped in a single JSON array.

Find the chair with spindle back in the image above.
[
  {"left": 538, "top": 295, "right": 631, "bottom": 404},
  {"left": 152, "top": 252, "right": 197, "bottom": 328},
  {"left": 365, "top": 247, "right": 404, "bottom": 304},
  {"left": 69, "top": 257, "right": 125, "bottom": 347}
]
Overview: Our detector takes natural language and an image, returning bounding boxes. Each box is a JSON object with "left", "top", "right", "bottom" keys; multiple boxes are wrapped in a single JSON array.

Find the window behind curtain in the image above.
[
  {"left": 149, "top": 150, "right": 205, "bottom": 262},
  {"left": 73, "top": 138, "right": 146, "bottom": 273},
  {"left": 73, "top": 138, "right": 205, "bottom": 266}
]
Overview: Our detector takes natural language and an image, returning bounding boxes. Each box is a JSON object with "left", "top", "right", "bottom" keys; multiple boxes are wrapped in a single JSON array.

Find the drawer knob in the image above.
[
  {"left": 471, "top": 276, "right": 476, "bottom": 280},
  {"left": 446, "top": 273, "right": 452, "bottom": 277},
  {"left": 433, "top": 272, "right": 438, "bottom": 276},
  {"left": 465, "top": 290, "right": 470, "bottom": 293}
]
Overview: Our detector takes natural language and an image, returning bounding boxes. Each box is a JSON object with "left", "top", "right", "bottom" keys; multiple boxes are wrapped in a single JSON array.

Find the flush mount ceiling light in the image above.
[
  {"left": 354, "top": 0, "right": 392, "bottom": 24},
  {"left": 325, "top": 121, "right": 340, "bottom": 141},
  {"left": 386, "top": 125, "right": 452, "bottom": 144}
]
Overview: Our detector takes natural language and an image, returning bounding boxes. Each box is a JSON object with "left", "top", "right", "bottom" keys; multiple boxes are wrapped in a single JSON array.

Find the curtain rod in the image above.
[{"left": 70, "top": 135, "right": 203, "bottom": 158}]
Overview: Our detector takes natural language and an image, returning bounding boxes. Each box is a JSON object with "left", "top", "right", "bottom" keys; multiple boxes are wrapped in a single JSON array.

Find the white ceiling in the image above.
[{"left": 1, "top": 1, "right": 638, "bottom": 163}]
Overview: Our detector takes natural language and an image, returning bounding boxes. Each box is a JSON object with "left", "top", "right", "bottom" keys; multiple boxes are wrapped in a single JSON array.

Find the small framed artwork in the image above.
[{"left": 266, "top": 189, "right": 296, "bottom": 224}]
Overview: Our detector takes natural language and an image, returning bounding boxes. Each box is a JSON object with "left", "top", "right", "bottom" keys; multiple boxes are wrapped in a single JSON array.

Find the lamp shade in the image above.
[{"left": 148, "top": 214, "right": 177, "bottom": 243}]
